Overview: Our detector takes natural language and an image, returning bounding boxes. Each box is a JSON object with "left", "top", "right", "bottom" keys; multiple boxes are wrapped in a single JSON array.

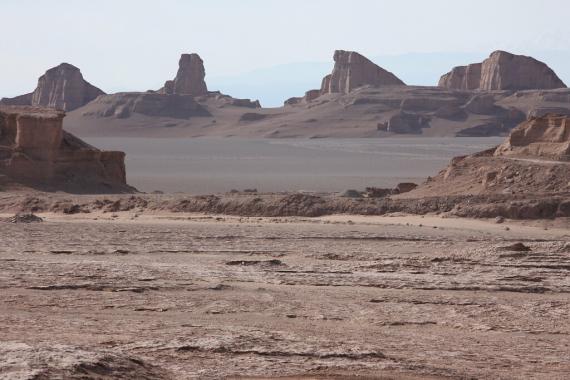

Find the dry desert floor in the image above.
[{"left": 1, "top": 212, "right": 570, "bottom": 379}]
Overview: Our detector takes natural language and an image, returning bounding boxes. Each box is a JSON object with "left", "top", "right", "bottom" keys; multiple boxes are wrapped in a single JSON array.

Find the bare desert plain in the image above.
[{"left": 1, "top": 203, "right": 570, "bottom": 379}]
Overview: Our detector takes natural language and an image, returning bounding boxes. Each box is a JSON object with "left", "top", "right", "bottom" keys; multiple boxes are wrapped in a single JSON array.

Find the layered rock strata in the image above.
[
  {"left": 0, "top": 106, "right": 130, "bottom": 192},
  {"left": 1, "top": 63, "right": 105, "bottom": 111},
  {"left": 439, "top": 51, "right": 566, "bottom": 91},
  {"left": 495, "top": 114, "right": 570, "bottom": 160}
]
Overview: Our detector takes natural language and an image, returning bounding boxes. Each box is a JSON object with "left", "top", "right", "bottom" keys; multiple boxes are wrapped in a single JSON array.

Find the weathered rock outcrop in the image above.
[
  {"left": 527, "top": 107, "right": 570, "bottom": 119},
  {"left": 285, "top": 50, "right": 405, "bottom": 105},
  {"left": 284, "top": 89, "right": 323, "bottom": 106},
  {"left": 495, "top": 114, "right": 570, "bottom": 160},
  {"left": 0, "top": 106, "right": 131, "bottom": 192},
  {"left": 159, "top": 53, "right": 208, "bottom": 96},
  {"left": 0, "top": 63, "right": 105, "bottom": 111},
  {"left": 480, "top": 51, "right": 566, "bottom": 91},
  {"left": 0, "top": 343, "right": 170, "bottom": 380},
  {"left": 322, "top": 50, "right": 405, "bottom": 94},
  {"left": 229, "top": 97, "right": 261, "bottom": 108},
  {"left": 74, "top": 54, "right": 260, "bottom": 123},
  {"left": 82, "top": 92, "right": 211, "bottom": 119},
  {"left": 439, "top": 51, "right": 566, "bottom": 91},
  {"left": 438, "top": 63, "right": 482, "bottom": 91},
  {"left": 405, "top": 114, "right": 570, "bottom": 202},
  {"left": 377, "top": 111, "right": 430, "bottom": 134}
]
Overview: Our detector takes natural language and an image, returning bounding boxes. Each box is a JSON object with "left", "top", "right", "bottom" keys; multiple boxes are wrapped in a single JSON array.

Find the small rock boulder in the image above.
[
  {"left": 339, "top": 189, "right": 362, "bottom": 198},
  {"left": 2, "top": 213, "right": 44, "bottom": 223},
  {"left": 393, "top": 182, "right": 418, "bottom": 194},
  {"left": 385, "top": 111, "right": 430, "bottom": 134},
  {"left": 498, "top": 242, "right": 531, "bottom": 252}
]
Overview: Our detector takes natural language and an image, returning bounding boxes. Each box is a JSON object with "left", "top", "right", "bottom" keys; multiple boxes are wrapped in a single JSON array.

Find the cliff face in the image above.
[
  {"left": 439, "top": 51, "right": 566, "bottom": 91},
  {"left": 0, "top": 106, "right": 131, "bottom": 192},
  {"left": 438, "top": 63, "right": 482, "bottom": 90},
  {"left": 480, "top": 51, "right": 567, "bottom": 91},
  {"left": 495, "top": 114, "right": 570, "bottom": 160},
  {"left": 321, "top": 50, "right": 405, "bottom": 94},
  {"left": 160, "top": 53, "right": 208, "bottom": 96},
  {"left": 1, "top": 63, "right": 105, "bottom": 111}
]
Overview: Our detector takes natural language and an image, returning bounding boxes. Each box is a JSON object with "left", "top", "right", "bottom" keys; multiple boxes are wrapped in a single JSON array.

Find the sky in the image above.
[{"left": 2, "top": 0, "right": 570, "bottom": 106}]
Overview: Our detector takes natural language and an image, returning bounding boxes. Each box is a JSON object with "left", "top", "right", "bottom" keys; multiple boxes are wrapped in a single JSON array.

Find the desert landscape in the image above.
[{"left": 2, "top": 1, "right": 570, "bottom": 379}]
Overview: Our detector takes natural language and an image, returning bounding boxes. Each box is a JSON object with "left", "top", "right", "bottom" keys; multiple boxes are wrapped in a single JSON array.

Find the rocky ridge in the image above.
[
  {"left": 495, "top": 114, "right": 570, "bottom": 160},
  {"left": 404, "top": 114, "right": 570, "bottom": 203},
  {"left": 76, "top": 53, "right": 260, "bottom": 122},
  {"left": 3, "top": 50, "right": 570, "bottom": 138}
]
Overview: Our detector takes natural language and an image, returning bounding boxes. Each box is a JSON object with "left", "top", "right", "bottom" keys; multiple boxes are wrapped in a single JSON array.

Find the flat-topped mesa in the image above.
[
  {"left": 160, "top": 53, "right": 208, "bottom": 96},
  {"left": 0, "top": 106, "right": 131, "bottom": 192},
  {"left": 322, "top": 50, "right": 405, "bottom": 94},
  {"left": 439, "top": 51, "right": 566, "bottom": 91},
  {"left": 0, "top": 63, "right": 105, "bottom": 111},
  {"left": 495, "top": 114, "right": 570, "bottom": 160}
]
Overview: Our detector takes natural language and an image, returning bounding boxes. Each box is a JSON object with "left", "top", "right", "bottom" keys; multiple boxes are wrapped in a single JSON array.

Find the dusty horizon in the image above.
[{"left": 3, "top": 0, "right": 570, "bottom": 105}]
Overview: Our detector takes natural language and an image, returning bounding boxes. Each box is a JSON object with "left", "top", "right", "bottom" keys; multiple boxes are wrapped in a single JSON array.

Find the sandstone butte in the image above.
[
  {"left": 0, "top": 63, "right": 105, "bottom": 112},
  {"left": 71, "top": 52, "right": 262, "bottom": 122},
  {"left": 159, "top": 53, "right": 208, "bottom": 96},
  {"left": 321, "top": 50, "right": 405, "bottom": 94},
  {"left": 0, "top": 105, "right": 130, "bottom": 192},
  {"left": 286, "top": 50, "right": 405, "bottom": 105},
  {"left": 439, "top": 50, "right": 567, "bottom": 91}
]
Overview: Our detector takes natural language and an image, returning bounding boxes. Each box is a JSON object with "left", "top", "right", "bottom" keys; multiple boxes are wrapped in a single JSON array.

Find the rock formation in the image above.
[
  {"left": 0, "top": 106, "right": 131, "bottom": 192},
  {"left": 480, "top": 51, "right": 566, "bottom": 91},
  {"left": 321, "top": 50, "right": 405, "bottom": 94},
  {"left": 0, "top": 63, "right": 105, "bottom": 111},
  {"left": 377, "top": 111, "right": 430, "bottom": 134},
  {"left": 159, "top": 53, "right": 208, "bottom": 96},
  {"left": 439, "top": 51, "right": 566, "bottom": 91},
  {"left": 406, "top": 114, "right": 570, "bottom": 201},
  {"left": 83, "top": 92, "right": 211, "bottom": 119},
  {"left": 284, "top": 89, "right": 323, "bottom": 106},
  {"left": 230, "top": 98, "right": 261, "bottom": 108},
  {"left": 74, "top": 54, "right": 260, "bottom": 123},
  {"left": 495, "top": 114, "right": 570, "bottom": 160},
  {"left": 285, "top": 50, "right": 405, "bottom": 105},
  {"left": 438, "top": 63, "right": 482, "bottom": 91}
]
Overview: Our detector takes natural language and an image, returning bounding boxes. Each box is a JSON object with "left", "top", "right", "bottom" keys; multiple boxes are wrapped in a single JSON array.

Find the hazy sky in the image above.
[{"left": 2, "top": 0, "right": 570, "bottom": 101}]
